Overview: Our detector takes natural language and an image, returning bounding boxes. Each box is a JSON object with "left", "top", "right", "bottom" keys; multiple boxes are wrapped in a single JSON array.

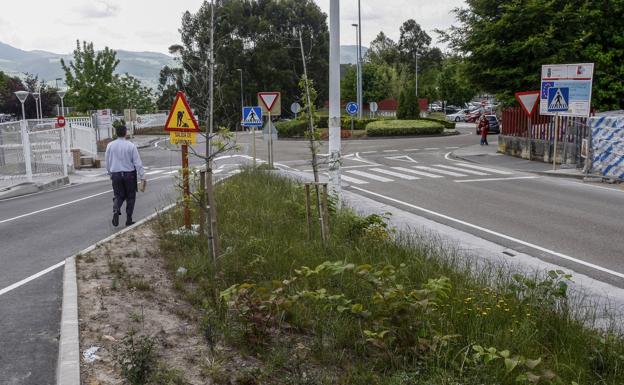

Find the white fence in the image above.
[
  {"left": 68, "top": 117, "right": 97, "bottom": 157},
  {"left": 0, "top": 120, "right": 67, "bottom": 184},
  {"left": 136, "top": 113, "right": 167, "bottom": 129}
]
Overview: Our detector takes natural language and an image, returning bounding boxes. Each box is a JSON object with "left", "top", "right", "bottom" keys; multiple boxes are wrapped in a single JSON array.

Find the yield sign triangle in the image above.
[
  {"left": 258, "top": 92, "right": 280, "bottom": 112},
  {"left": 515, "top": 91, "right": 540, "bottom": 117}
]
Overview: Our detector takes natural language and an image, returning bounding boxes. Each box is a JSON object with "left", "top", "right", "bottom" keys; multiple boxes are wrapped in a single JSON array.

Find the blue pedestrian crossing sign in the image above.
[
  {"left": 242, "top": 106, "right": 263, "bottom": 127},
  {"left": 547, "top": 87, "right": 569, "bottom": 113},
  {"left": 346, "top": 102, "right": 359, "bottom": 116}
]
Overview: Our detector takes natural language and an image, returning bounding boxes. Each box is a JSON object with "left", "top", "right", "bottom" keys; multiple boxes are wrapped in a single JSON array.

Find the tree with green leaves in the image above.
[
  {"left": 439, "top": 0, "right": 624, "bottom": 110},
  {"left": 0, "top": 71, "right": 26, "bottom": 117},
  {"left": 397, "top": 79, "right": 420, "bottom": 120},
  {"left": 437, "top": 57, "right": 475, "bottom": 107},
  {"left": 61, "top": 40, "right": 119, "bottom": 112},
  {"left": 366, "top": 32, "right": 400, "bottom": 66},
  {"left": 341, "top": 62, "right": 400, "bottom": 103},
  {"left": 109, "top": 74, "right": 156, "bottom": 114}
]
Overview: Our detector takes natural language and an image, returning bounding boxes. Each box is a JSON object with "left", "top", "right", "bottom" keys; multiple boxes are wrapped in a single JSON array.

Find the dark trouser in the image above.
[
  {"left": 111, "top": 171, "right": 137, "bottom": 218},
  {"left": 481, "top": 135, "right": 488, "bottom": 145}
]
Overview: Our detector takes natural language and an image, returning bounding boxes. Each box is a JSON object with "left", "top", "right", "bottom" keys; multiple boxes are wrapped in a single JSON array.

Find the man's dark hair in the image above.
[{"left": 115, "top": 125, "right": 127, "bottom": 138}]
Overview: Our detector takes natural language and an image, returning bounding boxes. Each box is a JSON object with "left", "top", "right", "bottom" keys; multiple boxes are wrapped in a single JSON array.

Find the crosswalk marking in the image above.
[
  {"left": 391, "top": 167, "right": 444, "bottom": 178},
  {"left": 413, "top": 166, "right": 468, "bottom": 177},
  {"left": 453, "top": 163, "right": 513, "bottom": 175},
  {"left": 341, "top": 174, "right": 369, "bottom": 185},
  {"left": 455, "top": 176, "right": 539, "bottom": 183},
  {"left": 347, "top": 170, "right": 394, "bottom": 182},
  {"left": 433, "top": 164, "right": 488, "bottom": 176},
  {"left": 370, "top": 168, "right": 419, "bottom": 180},
  {"left": 165, "top": 170, "right": 179, "bottom": 175}
]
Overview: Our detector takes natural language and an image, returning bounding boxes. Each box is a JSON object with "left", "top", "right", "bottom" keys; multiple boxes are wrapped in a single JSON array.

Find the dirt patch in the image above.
[{"left": 77, "top": 223, "right": 212, "bottom": 384}]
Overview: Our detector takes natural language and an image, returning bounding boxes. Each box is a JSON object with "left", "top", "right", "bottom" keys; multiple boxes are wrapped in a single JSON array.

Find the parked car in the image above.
[
  {"left": 476, "top": 115, "right": 500, "bottom": 134},
  {"left": 465, "top": 109, "right": 483, "bottom": 123},
  {"left": 446, "top": 110, "right": 466, "bottom": 122},
  {"left": 429, "top": 103, "right": 443, "bottom": 112}
]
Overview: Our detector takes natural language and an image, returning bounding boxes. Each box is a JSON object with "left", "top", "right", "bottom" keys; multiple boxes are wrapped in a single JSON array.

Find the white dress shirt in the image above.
[{"left": 105, "top": 138, "right": 145, "bottom": 180}]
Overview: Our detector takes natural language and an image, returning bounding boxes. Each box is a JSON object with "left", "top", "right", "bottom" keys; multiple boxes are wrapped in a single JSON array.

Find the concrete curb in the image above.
[
  {"left": 56, "top": 202, "right": 176, "bottom": 385},
  {"left": 136, "top": 137, "right": 163, "bottom": 149},
  {"left": 0, "top": 176, "right": 69, "bottom": 200}
]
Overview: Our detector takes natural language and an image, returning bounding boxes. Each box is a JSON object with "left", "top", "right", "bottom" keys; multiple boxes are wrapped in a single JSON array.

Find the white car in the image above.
[{"left": 446, "top": 111, "right": 466, "bottom": 122}]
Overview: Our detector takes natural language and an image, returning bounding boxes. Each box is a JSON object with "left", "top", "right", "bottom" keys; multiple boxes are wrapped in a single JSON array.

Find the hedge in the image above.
[
  {"left": 317, "top": 116, "right": 380, "bottom": 130},
  {"left": 366, "top": 119, "right": 444, "bottom": 137},
  {"left": 419, "top": 117, "right": 456, "bottom": 130},
  {"left": 275, "top": 119, "right": 310, "bottom": 138}
]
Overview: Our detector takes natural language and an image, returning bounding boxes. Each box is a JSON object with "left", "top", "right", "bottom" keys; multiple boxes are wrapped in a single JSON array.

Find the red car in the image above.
[{"left": 465, "top": 109, "right": 482, "bottom": 123}]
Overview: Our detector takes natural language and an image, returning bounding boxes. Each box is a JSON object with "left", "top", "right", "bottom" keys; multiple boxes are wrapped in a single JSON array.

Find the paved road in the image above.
[{"left": 2, "top": 126, "right": 623, "bottom": 383}]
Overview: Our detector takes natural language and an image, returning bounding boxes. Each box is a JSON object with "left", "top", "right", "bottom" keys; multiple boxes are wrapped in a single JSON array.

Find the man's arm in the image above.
[
  {"left": 105, "top": 144, "right": 112, "bottom": 175},
  {"left": 132, "top": 145, "right": 146, "bottom": 180}
]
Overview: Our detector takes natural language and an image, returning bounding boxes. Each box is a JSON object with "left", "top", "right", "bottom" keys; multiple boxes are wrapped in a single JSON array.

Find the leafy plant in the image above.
[{"left": 114, "top": 331, "right": 157, "bottom": 385}]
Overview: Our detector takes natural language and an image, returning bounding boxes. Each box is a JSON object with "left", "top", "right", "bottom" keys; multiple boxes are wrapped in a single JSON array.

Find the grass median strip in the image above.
[{"left": 153, "top": 170, "right": 624, "bottom": 384}]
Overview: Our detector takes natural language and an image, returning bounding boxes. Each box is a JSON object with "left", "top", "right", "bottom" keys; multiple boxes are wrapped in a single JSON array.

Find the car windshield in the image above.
[{"left": 486, "top": 116, "right": 497, "bottom": 122}]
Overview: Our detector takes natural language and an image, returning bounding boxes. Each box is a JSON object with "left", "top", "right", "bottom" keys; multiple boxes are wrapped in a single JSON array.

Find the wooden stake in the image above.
[
  {"left": 182, "top": 144, "right": 191, "bottom": 229},
  {"left": 305, "top": 184, "right": 312, "bottom": 240},
  {"left": 199, "top": 171, "right": 206, "bottom": 236},
  {"left": 322, "top": 183, "right": 330, "bottom": 237}
]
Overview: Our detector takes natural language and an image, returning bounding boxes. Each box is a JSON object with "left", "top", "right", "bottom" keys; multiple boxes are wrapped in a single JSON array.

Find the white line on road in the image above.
[
  {"left": 424, "top": 148, "right": 440, "bottom": 150},
  {"left": 361, "top": 151, "right": 378, "bottom": 154},
  {"left": 0, "top": 261, "right": 65, "bottom": 297},
  {"left": 383, "top": 150, "right": 399, "bottom": 153},
  {"left": 350, "top": 187, "right": 624, "bottom": 280},
  {"left": 145, "top": 170, "right": 165, "bottom": 175},
  {"left": 391, "top": 167, "right": 444, "bottom": 178},
  {"left": 370, "top": 168, "right": 419, "bottom": 180},
  {"left": 454, "top": 163, "right": 513, "bottom": 175},
  {"left": 414, "top": 166, "right": 467, "bottom": 177},
  {"left": 404, "top": 149, "right": 420, "bottom": 152},
  {"left": 455, "top": 176, "right": 539, "bottom": 183},
  {"left": 346, "top": 170, "right": 394, "bottom": 182},
  {"left": 433, "top": 164, "right": 488, "bottom": 176},
  {"left": 340, "top": 174, "right": 369, "bottom": 185},
  {"left": 445, "top": 146, "right": 460, "bottom": 149}
]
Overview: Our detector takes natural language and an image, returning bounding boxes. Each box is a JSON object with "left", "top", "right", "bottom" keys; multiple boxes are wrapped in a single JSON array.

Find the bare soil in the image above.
[{"left": 77, "top": 223, "right": 213, "bottom": 384}]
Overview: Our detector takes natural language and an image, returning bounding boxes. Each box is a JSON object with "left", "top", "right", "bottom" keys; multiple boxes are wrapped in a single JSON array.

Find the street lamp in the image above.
[
  {"left": 415, "top": 52, "right": 419, "bottom": 98},
  {"left": 352, "top": 23, "right": 362, "bottom": 117},
  {"left": 32, "top": 91, "right": 40, "bottom": 121},
  {"left": 357, "top": 0, "right": 363, "bottom": 119},
  {"left": 14, "top": 91, "right": 29, "bottom": 120},
  {"left": 57, "top": 89, "right": 67, "bottom": 116},
  {"left": 236, "top": 68, "right": 243, "bottom": 130}
]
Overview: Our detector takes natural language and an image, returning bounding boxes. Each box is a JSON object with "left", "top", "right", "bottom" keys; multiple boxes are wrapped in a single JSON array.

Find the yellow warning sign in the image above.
[
  {"left": 170, "top": 131, "right": 197, "bottom": 145},
  {"left": 165, "top": 91, "right": 200, "bottom": 132}
]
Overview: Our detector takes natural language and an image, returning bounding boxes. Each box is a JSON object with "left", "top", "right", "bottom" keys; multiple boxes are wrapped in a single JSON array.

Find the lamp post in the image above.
[
  {"left": 57, "top": 89, "right": 66, "bottom": 117},
  {"left": 357, "top": 0, "right": 363, "bottom": 119},
  {"left": 352, "top": 23, "right": 361, "bottom": 118},
  {"left": 14, "top": 91, "right": 32, "bottom": 182},
  {"left": 415, "top": 53, "right": 419, "bottom": 98},
  {"left": 329, "top": 0, "right": 341, "bottom": 199},
  {"left": 236, "top": 68, "right": 243, "bottom": 131},
  {"left": 32, "top": 91, "right": 40, "bottom": 121}
]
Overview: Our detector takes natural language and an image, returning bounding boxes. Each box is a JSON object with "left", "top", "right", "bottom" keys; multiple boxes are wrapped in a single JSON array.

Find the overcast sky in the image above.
[{"left": 0, "top": 0, "right": 465, "bottom": 55}]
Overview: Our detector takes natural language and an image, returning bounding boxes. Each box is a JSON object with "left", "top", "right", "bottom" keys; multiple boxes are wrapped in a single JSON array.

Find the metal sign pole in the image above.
[
  {"left": 553, "top": 113, "right": 559, "bottom": 171},
  {"left": 269, "top": 111, "right": 274, "bottom": 168},
  {"left": 182, "top": 144, "right": 191, "bottom": 229},
  {"left": 527, "top": 116, "right": 532, "bottom": 161},
  {"left": 252, "top": 125, "right": 257, "bottom": 167}
]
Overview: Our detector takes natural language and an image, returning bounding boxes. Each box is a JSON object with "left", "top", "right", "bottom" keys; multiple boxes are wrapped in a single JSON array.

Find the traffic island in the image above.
[{"left": 70, "top": 170, "right": 624, "bottom": 384}]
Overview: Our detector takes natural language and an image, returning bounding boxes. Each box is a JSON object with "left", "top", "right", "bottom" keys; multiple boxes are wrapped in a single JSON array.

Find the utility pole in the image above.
[
  {"left": 357, "top": 0, "right": 363, "bottom": 119},
  {"left": 415, "top": 53, "right": 419, "bottom": 98},
  {"left": 329, "top": 0, "right": 341, "bottom": 200},
  {"left": 352, "top": 23, "right": 361, "bottom": 118}
]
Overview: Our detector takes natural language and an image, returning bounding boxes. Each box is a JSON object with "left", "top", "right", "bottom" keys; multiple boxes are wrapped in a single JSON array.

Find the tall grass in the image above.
[{"left": 156, "top": 170, "right": 624, "bottom": 385}]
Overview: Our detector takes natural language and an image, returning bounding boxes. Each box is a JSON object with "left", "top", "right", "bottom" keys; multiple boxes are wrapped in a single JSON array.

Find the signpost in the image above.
[
  {"left": 258, "top": 92, "right": 281, "bottom": 168},
  {"left": 369, "top": 101, "right": 379, "bottom": 118},
  {"left": 165, "top": 91, "right": 200, "bottom": 229},
  {"left": 346, "top": 102, "right": 359, "bottom": 133},
  {"left": 540, "top": 63, "right": 594, "bottom": 170},
  {"left": 290, "top": 102, "right": 301, "bottom": 119},
  {"left": 241, "top": 106, "right": 263, "bottom": 167},
  {"left": 515, "top": 90, "right": 540, "bottom": 161},
  {"left": 56, "top": 116, "right": 66, "bottom": 128}
]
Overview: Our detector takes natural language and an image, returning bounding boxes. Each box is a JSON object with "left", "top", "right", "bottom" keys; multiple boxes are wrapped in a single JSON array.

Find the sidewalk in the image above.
[
  {"left": 451, "top": 140, "right": 587, "bottom": 179},
  {"left": 129, "top": 135, "right": 165, "bottom": 149}
]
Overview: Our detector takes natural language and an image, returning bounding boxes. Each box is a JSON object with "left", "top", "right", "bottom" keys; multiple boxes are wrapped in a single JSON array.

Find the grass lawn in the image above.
[{"left": 157, "top": 170, "right": 624, "bottom": 385}]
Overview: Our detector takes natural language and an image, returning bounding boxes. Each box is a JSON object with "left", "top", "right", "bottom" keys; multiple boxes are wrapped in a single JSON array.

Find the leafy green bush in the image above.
[
  {"left": 275, "top": 119, "right": 309, "bottom": 138},
  {"left": 419, "top": 117, "right": 456, "bottom": 129},
  {"left": 366, "top": 119, "right": 444, "bottom": 137}
]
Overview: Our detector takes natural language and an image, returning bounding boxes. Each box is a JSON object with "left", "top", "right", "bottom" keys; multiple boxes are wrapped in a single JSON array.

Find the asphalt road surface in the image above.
[{"left": 1, "top": 125, "right": 623, "bottom": 383}]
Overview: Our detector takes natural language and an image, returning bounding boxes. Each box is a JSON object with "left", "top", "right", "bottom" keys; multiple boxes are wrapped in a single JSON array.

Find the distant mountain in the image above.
[
  {"left": 0, "top": 41, "right": 366, "bottom": 90},
  {"left": 341, "top": 45, "right": 369, "bottom": 65},
  {"left": 0, "top": 42, "right": 175, "bottom": 90}
]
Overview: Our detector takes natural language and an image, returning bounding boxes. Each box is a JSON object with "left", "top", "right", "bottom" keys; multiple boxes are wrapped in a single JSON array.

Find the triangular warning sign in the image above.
[
  {"left": 165, "top": 91, "right": 200, "bottom": 132},
  {"left": 515, "top": 91, "right": 540, "bottom": 117},
  {"left": 258, "top": 92, "right": 281, "bottom": 113}
]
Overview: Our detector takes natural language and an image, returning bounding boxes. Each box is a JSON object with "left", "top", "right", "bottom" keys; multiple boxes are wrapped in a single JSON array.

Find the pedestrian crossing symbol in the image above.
[
  {"left": 547, "top": 87, "right": 569, "bottom": 113},
  {"left": 242, "top": 106, "right": 263, "bottom": 127}
]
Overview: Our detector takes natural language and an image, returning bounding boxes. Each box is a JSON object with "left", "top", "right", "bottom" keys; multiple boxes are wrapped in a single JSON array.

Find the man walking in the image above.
[
  {"left": 478, "top": 115, "right": 489, "bottom": 146},
  {"left": 105, "top": 125, "right": 146, "bottom": 226}
]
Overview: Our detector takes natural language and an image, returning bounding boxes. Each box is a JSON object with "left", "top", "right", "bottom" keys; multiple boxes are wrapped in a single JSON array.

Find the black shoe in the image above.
[
  {"left": 126, "top": 217, "right": 135, "bottom": 226},
  {"left": 112, "top": 212, "right": 119, "bottom": 227}
]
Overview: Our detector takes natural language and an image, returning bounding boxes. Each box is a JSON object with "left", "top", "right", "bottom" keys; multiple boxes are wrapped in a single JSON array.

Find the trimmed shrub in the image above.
[
  {"left": 366, "top": 119, "right": 444, "bottom": 137},
  {"left": 397, "top": 87, "right": 420, "bottom": 120},
  {"left": 419, "top": 117, "right": 456, "bottom": 130},
  {"left": 275, "top": 119, "right": 309, "bottom": 138}
]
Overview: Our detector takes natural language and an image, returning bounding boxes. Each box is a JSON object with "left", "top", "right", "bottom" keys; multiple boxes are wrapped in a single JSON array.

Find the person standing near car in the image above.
[
  {"left": 479, "top": 115, "right": 489, "bottom": 145},
  {"left": 105, "top": 125, "right": 146, "bottom": 227}
]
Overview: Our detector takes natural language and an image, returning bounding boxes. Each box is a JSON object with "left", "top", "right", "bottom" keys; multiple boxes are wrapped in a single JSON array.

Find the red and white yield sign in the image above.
[
  {"left": 56, "top": 116, "right": 66, "bottom": 128},
  {"left": 258, "top": 92, "right": 281, "bottom": 116},
  {"left": 515, "top": 91, "right": 540, "bottom": 117}
]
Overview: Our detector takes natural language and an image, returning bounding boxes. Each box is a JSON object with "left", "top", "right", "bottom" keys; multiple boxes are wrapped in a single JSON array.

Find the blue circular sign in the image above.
[{"left": 346, "top": 102, "right": 359, "bottom": 116}]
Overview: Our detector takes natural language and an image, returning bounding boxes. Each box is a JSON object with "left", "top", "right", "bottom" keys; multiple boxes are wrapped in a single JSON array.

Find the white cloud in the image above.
[
  {"left": 0, "top": 0, "right": 465, "bottom": 55},
  {"left": 78, "top": 0, "right": 121, "bottom": 19}
]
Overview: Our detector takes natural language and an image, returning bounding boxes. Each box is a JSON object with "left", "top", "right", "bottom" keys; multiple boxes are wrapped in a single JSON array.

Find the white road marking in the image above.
[
  {"left": 165, "top": 170, "right": 179, "bottom": 174},
  {"left": 353, "top": 153, "right": 380, "bottom": 166},
  {"left": 445, "top": 146, "right": 460, "bottom": 149},
  {"left": 361, "top": 151, "right": 377, "bottom": 154},
  {"left": 433, "top": 164, "right": 488, "bottom": 176},
  {"left": 414, "top": 166, "right": 467, "bottom": 177},
  {"left": 424, "top": 147, "right": 440, "bottom": 150},
  {"left": 383, "top": 150, "right": 399, "bottom": 153},
  {"left": 370, "top": 168, "right": 419, "bottom": 180},
  {"left": 454, "top": 163, "right": 513, "bottom": 175},
  {"left": 145, "top": 170, "right": 165, "bottom": 175},
  {"left": 350, "top": 187, "right": 624, "bottom": 280},
  {"left": 340, "top": 174, "right": 369, "bottom": 185},
  {"left": 385, "top": 155, "right": 418, "bottom": 163},
  {"left": 346, "top": 170, "right": 394, "bottom": 182},
  {"left": 404, "top": 148, "right": 420, "bottom": 152},
  {"left": 455, "top": 176, "right": 539, "bottom": 183},
  {"left": 444, "top": 151, "right": 454, "bottom": 161},
  {"left": 0, "top": 261, "right": 66, "bottom": 297},
  {"left": 392, "top": 167, "right": 444, "bottom": 178}
]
